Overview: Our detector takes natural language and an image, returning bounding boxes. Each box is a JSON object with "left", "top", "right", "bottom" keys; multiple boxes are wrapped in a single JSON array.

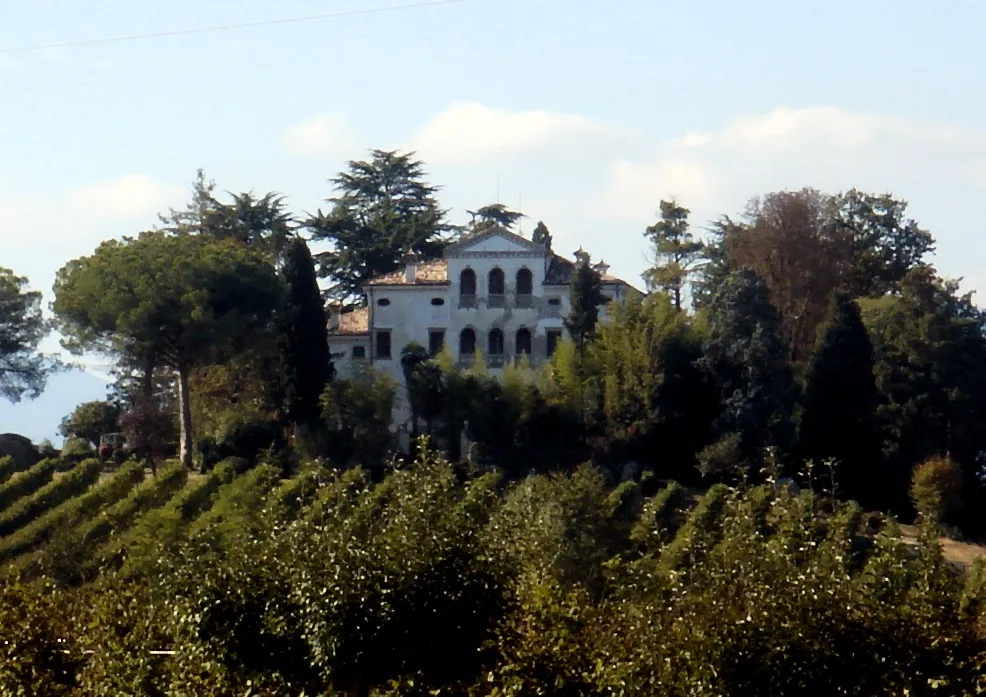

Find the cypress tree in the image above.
[
  {"left": 564, "top": 254, "right": 607, "bottom": 354},
  {"left": 799, "top": 292, "right": 882, "bottom": 504},
  {"left": 279, "top": 238, "right": 333, "bottom": 433}
]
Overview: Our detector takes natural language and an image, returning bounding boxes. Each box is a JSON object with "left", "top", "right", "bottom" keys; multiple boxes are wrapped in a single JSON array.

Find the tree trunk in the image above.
[
  {"left": 140, "top": 361, "right": 157, "bottom": 477},
  {"left": 178, "top": 366, "right": 193, "bottom": 469}
]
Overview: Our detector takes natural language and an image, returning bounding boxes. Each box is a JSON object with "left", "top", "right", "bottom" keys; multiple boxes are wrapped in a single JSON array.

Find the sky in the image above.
[{"left": 1, "top": 0, "right": 985, "bottom": 443}]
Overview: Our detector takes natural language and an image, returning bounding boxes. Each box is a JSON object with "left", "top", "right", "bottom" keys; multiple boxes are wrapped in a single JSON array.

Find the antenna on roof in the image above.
[
  {"left": 496, "top": 176, "right": 499, "bottom": 204},
  {"left": 518, "top": 193, "right": 523, "bottom": 234}
]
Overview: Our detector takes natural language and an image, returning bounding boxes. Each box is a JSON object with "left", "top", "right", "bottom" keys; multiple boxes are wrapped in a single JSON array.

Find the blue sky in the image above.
[{"left": 2, "top": 0, "right": 985, "bottom": 442}]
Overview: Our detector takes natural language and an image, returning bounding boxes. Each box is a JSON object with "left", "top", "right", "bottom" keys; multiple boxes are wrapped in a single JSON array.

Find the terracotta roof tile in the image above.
[
  {"left": 365, "top": 259, "right": 449, "bottom": 286},
  {"left": 363, "top": 253, "right": 631, "bottom": 288},
  {"left": 330, "top": 307, "right": 369, "bottom": 335}
]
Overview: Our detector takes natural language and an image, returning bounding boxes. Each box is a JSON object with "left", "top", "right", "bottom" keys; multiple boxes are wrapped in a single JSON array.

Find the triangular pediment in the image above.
[{"left": 445, "top": 225, "right": 546, "bottom": 256}]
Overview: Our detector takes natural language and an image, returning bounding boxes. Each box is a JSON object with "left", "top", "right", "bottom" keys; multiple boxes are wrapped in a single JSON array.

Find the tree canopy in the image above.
[
  {"left": 58, "top": 400, "right": 122, "bottom": 447},
  {"left": 0, "top": 268, "right": 56, "bottom": 403},
  {"left": 466, "top": 203, "right": 525, "bottom": 233},
  {"left": 307, "top": 149, "right": 452, "bottom": 306},
  {"left": 643, "top": 199, "right": 703, "bottom": 310},
  {"left": 52, "top": 231, "right": 283, "bottom": 467}
]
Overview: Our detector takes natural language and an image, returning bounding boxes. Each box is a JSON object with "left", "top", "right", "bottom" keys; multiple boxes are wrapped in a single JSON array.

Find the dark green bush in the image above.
[
  {"left": 0, "top": 459, "right": 102, "bottom": 537},
  {"left": 0, "top": 455, "right": 17, "bottom": 484},
  {"left": 0, "top": 461, "right": 144, "bottom": 566},
  {"left": 911, "top": 455, "right": 964, "bottom": 524},
  {"left": 0, "top": 458, "right": 57, "bottom": 511},
  {"left": 59, "top": 436, "right": 93, "bottom": 464},
  {"left": 0, "top": 453, "right": 984, "bottom": 695}
]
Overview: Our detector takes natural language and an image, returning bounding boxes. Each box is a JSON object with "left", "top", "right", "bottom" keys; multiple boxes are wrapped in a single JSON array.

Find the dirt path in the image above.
[{"left": 898, "top": 524, "right": 986, "bottom": 569}]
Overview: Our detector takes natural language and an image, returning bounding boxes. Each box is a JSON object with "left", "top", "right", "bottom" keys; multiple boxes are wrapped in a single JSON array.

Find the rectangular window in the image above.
[
  {"left": 352, "top": 345, "right": 366, "bottom": 359},
  {"left": 375, "top": 330, "right": 392, "bottom": 359},
  {"left": 428, "top": 329, "right": 445, "bottom": 357},
  {"left": 546, "top": 329, "right": 562, "bottom": 357}
]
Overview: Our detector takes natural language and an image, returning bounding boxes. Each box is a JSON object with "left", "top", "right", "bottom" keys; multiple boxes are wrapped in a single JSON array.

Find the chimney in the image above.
[
  {"left": 403, "top": 251, "right": 418, "bottom": 283},
  {"left": 326, "top": 302, "right": 341, "bottom": 332}
]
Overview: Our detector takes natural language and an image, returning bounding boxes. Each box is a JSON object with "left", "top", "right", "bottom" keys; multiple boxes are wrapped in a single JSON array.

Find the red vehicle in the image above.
[{"left": 98, "top": 433, "right": 129, "bottom": 464}]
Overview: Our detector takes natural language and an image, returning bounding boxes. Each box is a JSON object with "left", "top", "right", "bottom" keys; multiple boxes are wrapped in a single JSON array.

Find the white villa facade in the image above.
[{"left": 326, "top": 225, "right": 637, "bottom": 430}]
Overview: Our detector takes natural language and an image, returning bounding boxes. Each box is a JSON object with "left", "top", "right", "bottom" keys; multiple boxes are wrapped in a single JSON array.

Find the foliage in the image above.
[
  {"left": 67, "top": 462, "right": 188, "bottom": 578},
  {"left": 799, "top": 292, "right": 883, "bottom": 505},
  {"left": 118, "top": 397, "right": 175, "bottom": 471},
  {"left": 321, "top": 367, "right": 396, "bottom": 467},
  {"left": 58, "top": 400, "right": 121, "bottom": 448},
  {"left": 157, "top": 168, "right": 295, "bottom": 264},
  {"left": 0, "top": 455, "right": 16, "bottom": 483},
  {"left": 0, "top": 461, "right": 145, "bottom": 571},
  {"left": 833, "top": 188, "right": 935, "bottom": 297},
  {"left": 466, "top": 203, "right": 525, "bottom": 233},
  {"left": 278, "top": 236, "right": 333, "bottom": 433},
  {"left": 107, "top": 459, "right": 245, "bottom": 579},
  {"left": 911, "top": 455, "right": 964, "bottom": 525},
  {"left": 308, "top": 148, "right": 452, "bottom": 305},
  {"left": 699, "top": 269, "right": 798, "bottom": 477},
  {"left": 0, "top": 453, "right": 983, "bottom": 693},
  {"left": 52, "top": 231, "right": 284, "bottom": 467},
  {"left": 693, "top": 188, "right": 935, "bottom": 365},
  {"left": 858, "top": 267, "right": 986, "bottom": 521},
  {"left": 400, "top": 341, "right": 430, "bottom": 438},
  {"left": 187, "top": 345, "right": 278, "bottom": 444},
  {"left": 0, "top": 458, "right": 102, "bottom": 537},
  {"left": 0, "top": 578, "right": 80, "bottom": 695},
  {"left": 0, "top": 458, "right": 57, "bottom": 511},
  {"left": 643, "top": 198, "right": 703, "bottom": 310},
  {"left": 589, "top": 293, "right": 716, "bottom": 475},
  {"left": 59, "top": 436, "right": 95, "bottom": 463},
  {"left": 199, "top": 419, "right": 286, "bottom": 470},
  {"left": 564, "top": 253, "right": 607, "bottom": 352},
  {"left": 0, "top": 267, "right": 56, "bottom": 403}
]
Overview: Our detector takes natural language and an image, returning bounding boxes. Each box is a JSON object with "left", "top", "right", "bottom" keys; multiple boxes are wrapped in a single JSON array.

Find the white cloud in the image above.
[
  {"left": 401, "top": 102, "right": 986, "bottom": 295},
  {"left": 593, "top": 106, "right": 986, "bottom": 223},
  {"left": 0, "top": 173, "right": 184, "bottom": 304},
  {"left": 412, "top": 101, "right": 627, "bottom": 166},
  {"left": 63, "top": 174, "right": 183, "bottom": 225},
  {"left": 281, "top": 112, "right": 354, "bottom": 157}
]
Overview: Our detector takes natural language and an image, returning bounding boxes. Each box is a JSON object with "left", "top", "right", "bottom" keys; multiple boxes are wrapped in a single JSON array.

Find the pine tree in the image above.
[
  {"left": 307, "top": 149, "right": 452, "bottom": 306},
  {"left": 532, "top": 221, "right": 553, "bottom": 251},
  {"left": 799, "top": 292, "right": 882, "bottom": 504},
  {"left": 466, "top": 203, "right": 525, "bottom": 233},
  {"left": 643, "top": 199, "right": 703, "bottom": 310},
  {"left": 279, "top": 237, "right": 333, "bottom": 433}
]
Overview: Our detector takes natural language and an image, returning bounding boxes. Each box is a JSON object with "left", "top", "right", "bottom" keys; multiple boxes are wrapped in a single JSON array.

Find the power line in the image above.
[{"left": 0, "top": 0, "right": 467, "bottom": 54}]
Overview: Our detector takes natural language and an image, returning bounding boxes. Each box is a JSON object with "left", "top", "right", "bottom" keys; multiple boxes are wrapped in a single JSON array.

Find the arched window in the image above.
[
  {"left": 515, "top": 327, "right": 532, "bottom": 355},
  {"left": 459, "top": 328, "right": 476, "bottom": 355},
  {"left": 488, "top": 268, "right": 505, "bottom": 307},
  {"left": 516, "top": 268, "right": 533, "bottom": 294},
  {"left": 459, "top": 268, "right": 476, "bottom": 308},
  {"left": 516, "top": 267, "right": 533, "bottom": 307},
  {"left": 488, "top": 328, "right": 504, "bottom": 355}
]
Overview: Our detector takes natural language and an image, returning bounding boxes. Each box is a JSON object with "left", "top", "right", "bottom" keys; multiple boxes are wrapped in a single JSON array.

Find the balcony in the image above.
[
  {"left": 515, "top": 293, "right": 533, "bottom": 309},
  {"left": 486, "top": 353, "right": 507, "bottom": 368},
  {"left": 488, "top": 293, "right": 505, "bottom": 308},
  {"left": 458, "top": 293, "right": 476, "bottom": 309}
]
